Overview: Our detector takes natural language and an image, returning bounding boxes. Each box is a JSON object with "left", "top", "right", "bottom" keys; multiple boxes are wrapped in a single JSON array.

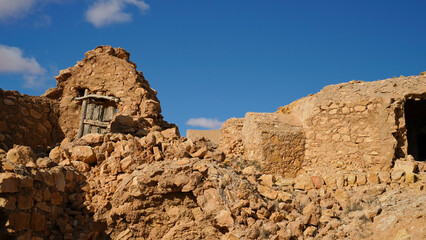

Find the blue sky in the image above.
[{"left": 1, "top": 0, "right": 426, "bottom": 135}]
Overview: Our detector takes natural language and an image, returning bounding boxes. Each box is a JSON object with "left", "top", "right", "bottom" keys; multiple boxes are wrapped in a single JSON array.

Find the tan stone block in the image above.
[
  {"left": 242, "top": 166, "right": 257, "bottom": 175},
  {"left": 120, "top": 156, "right": 133, "bottom": 171},
  {"left": 269, "top": 212, "right": 284, "bottom": 223},
  {"left": 259, "top": 174, "right": 275, "bottom": 187},
  {"left": 9, "top": 212, "right": 30, "bottom": 231},
  {"left": 18, "top": 195, "right": 33, "bottom": 210},
  {"left": 336, "top": 174, "right": 346, "bottom": 188},
  {"left": 356, "top": 174, "right": 367, "bottom": 185},
  {"left": 367, "top": 173, "right": 380, "bottom": 184},
  {"left": 50, "top": 191, "right": 63, "bottom": 205},
  {"left": 0, "top": 196, "right": 16, "bottom": 210},
  {"left": 191, "top": 207, "right": 204, "bottom": 221},
  {"left": 19, "top": 176, "right": 33, "bottom": 188},
  {"left": 405, "top": 173, "right": 416, "bottom": 183},
  {"left": 333, "top": 189, "right": 351, "bottom": 210},
  {"left": 214, "top": 210, "right": 234, "bottom": 230},
  {"left": 0, "top": 172, "right": 18, "bottom": 193},
  {"left": 6, "top": 145, "right": 36, "bottom": 165},
  {"left": 42, "top": 171, "right": 55, "bottom": 187},
  {"left": 153, "top": 146, "right": 164, "bottom": 160},
  {"left": 81, "top": 133, "right": 104, "bottom": 145},
  {"left": 391, "top": 170, "right": 405, "bottom": 182},
  {"left": 30, "top": 212, "right": 45, "bottom": 232},
  {"left": 191, "top": 146, "right": 208, "bottom": 158},
  {"left": 69, "top": 146, "right": 96, "bottom": 164},
  {"left": 378, "top": 171, "right": 391, "bottom": 184},
  {"left": 257, "top": 185, "right": 278, "bottom": 199},
  {"left": 36, "top": 202, "right": 51, "bottom": 213},
  {"left": 49, "top": 147, "right": 65, "bottom": 162},
  {"left": 71, "top": 161, "right": 90, "bottom": 172},
  {"left": 354, "top": 105, "right": 366, "bottom": 112},
  {"left": 323, "top": 175, "right": 336, "bottom": 188},
  {"left": 346, "top": 174, "right": 356, "bottom": 186},
  {"left": 277, "top": 192, "right": 292, "bottom": 202},
  {"left": 295, "top": 175, "right": 314, "bottom": 190},
  {"left": 394, "top": 160, "right": 418, "bottom": 174}
]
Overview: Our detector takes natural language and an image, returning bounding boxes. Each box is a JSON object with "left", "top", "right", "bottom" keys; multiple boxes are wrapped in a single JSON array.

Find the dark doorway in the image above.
[{"left": 405, "top": 99, "right": 426, "bottom": 161}]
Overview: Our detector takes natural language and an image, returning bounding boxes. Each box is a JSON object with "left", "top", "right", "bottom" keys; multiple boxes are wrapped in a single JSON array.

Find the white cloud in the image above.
[
  {"left": 86, "top": 0, "right": 150, "bottom": 27},
  {"left": 0, "top": 44, "right": 46, "bottom": 87},
  {"left": 0, "top": 0, "right": 36, "bottom": 20},
  {"left": 186, "top": 118, "right": 224, "bottom": 129}
]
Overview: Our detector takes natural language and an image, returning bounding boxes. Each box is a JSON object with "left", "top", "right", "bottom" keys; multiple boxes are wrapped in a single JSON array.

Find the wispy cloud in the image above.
[
  {"left": 0, "top": 44, "right": 47, "bottom": 88},
  {"left": 86, "top": 0, "right": 150, "bottom": 27},
  {"left": 186, "top": 118, "right": 224, "bottom": 129},
  {"left": 0, "top": 0, "right": 37, "bottom": 21}
]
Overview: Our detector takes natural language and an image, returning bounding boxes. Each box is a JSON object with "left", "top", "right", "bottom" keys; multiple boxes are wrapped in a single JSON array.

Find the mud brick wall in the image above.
[{"left": 0, "top": 89, "right": 63, "bottom": 151}]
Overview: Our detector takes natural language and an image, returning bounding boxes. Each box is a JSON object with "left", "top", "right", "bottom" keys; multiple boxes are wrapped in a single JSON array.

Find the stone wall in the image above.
[
  {"left": 0, "top": 164, "right": 95, "bottom": 239},
  {"left": 302, "top": 98, "right": 396, "bottom": 172},
  {"left": 293, "top": 76, "right": 426, "bottom": 172},
  {"left": 241, "top": 113, "right": 305, "bottom": 177},
  {"left": 220, "top": 118, "right": 244, "bottom": 156},
  {"left": 187, "top": 129, "right": 220, "bottom": 145},
  {"left": 220, "top": 74, "right": 426, "bottom": 174},
  {"left": 0, "top": 89, "right": 63, "bottom": 151}
]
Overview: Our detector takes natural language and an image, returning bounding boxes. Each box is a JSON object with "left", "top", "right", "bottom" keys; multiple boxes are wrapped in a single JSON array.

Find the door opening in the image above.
[{"left": 405, "top": 99, "right": 426, "bottom": 161}]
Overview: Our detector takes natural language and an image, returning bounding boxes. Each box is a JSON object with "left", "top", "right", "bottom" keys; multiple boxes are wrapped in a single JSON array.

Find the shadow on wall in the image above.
[
  {"left": 0, "top": 167, "right": 109, "bottom": 239},
  {"left": 0, "top": 89, "right": 65, "bottom": 152}
]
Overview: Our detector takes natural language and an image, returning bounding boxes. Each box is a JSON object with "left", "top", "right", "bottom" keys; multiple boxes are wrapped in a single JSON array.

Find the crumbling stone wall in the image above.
[
  {"left": 44, "top": 46, "right": 177, "bottom": 140},
  {"left": 221, "top": 114, "right": 305, "bottom": 177},
  {"left": 0, "top": 163, "right": 99, "bottom": 239},
  {"left": 0, "top": 89, "right": 63, "bottom": 151},
  {"left": 220, "top": 118, "right": 244, "bottom": 156},
  {"left": 221, "top": 74, "right": 426, "bottom": 174},
  {"left": 290, "top": 76, "right": 426, "bottom": 172}
]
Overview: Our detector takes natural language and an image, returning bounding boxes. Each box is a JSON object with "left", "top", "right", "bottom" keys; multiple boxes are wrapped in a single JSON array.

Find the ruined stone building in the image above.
[
  {"left": 220, "top": 74, "right": 426, "bottom": 177},
  {"left": 0, "top": 46, "right": 425, "bottom": 239},
  {"left": 0, "top": 46, "right": 177, "bottom": 152}
]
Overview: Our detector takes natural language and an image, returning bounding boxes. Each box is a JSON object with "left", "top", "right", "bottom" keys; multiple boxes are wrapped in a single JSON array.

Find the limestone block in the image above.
[
  {"left": 71, "top": 161, "right": 90, "bottom": 172},
  {"left": 295, "top": 175, "right": 314, "bottom": 190},
  {"left": 259, "top": 174, "right": 275, "bottom": 187},
  {"left": 214, "top": 210, "right": 234, "bottom": 230},
  {"left": 70, "top": 146, "right": 96, "bottom": 164},
  {"left": 333, "top": 189, "right": 351, "bottom": 210},
  {"left": 391, "top": 170, "right": 405, "bottom": 182},
  {"left": 378, "top": 172, "right": 391, "bottom": 184},
  {"left": 356, "top": 174, "right": 367, "bottom": 185},
  {"left": 82, "top": 133, "right": 104, "bottom": 145},
  {"left": 367, "top": 173, "right": 380, "bottom": 184},
  {"left": 6, "top": 145, "right": 35, "bottom": 165},
  {"left": 394, "top": 160, "right": 418, "bottom": 174},
  {"left": 257, "top": 185, "right": 278, "bottom": 200}
]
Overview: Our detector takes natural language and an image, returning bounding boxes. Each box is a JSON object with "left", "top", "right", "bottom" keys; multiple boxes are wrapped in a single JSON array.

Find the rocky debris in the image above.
[{"left": 5, "top": 129, "right": 422, "bottom": 239}]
